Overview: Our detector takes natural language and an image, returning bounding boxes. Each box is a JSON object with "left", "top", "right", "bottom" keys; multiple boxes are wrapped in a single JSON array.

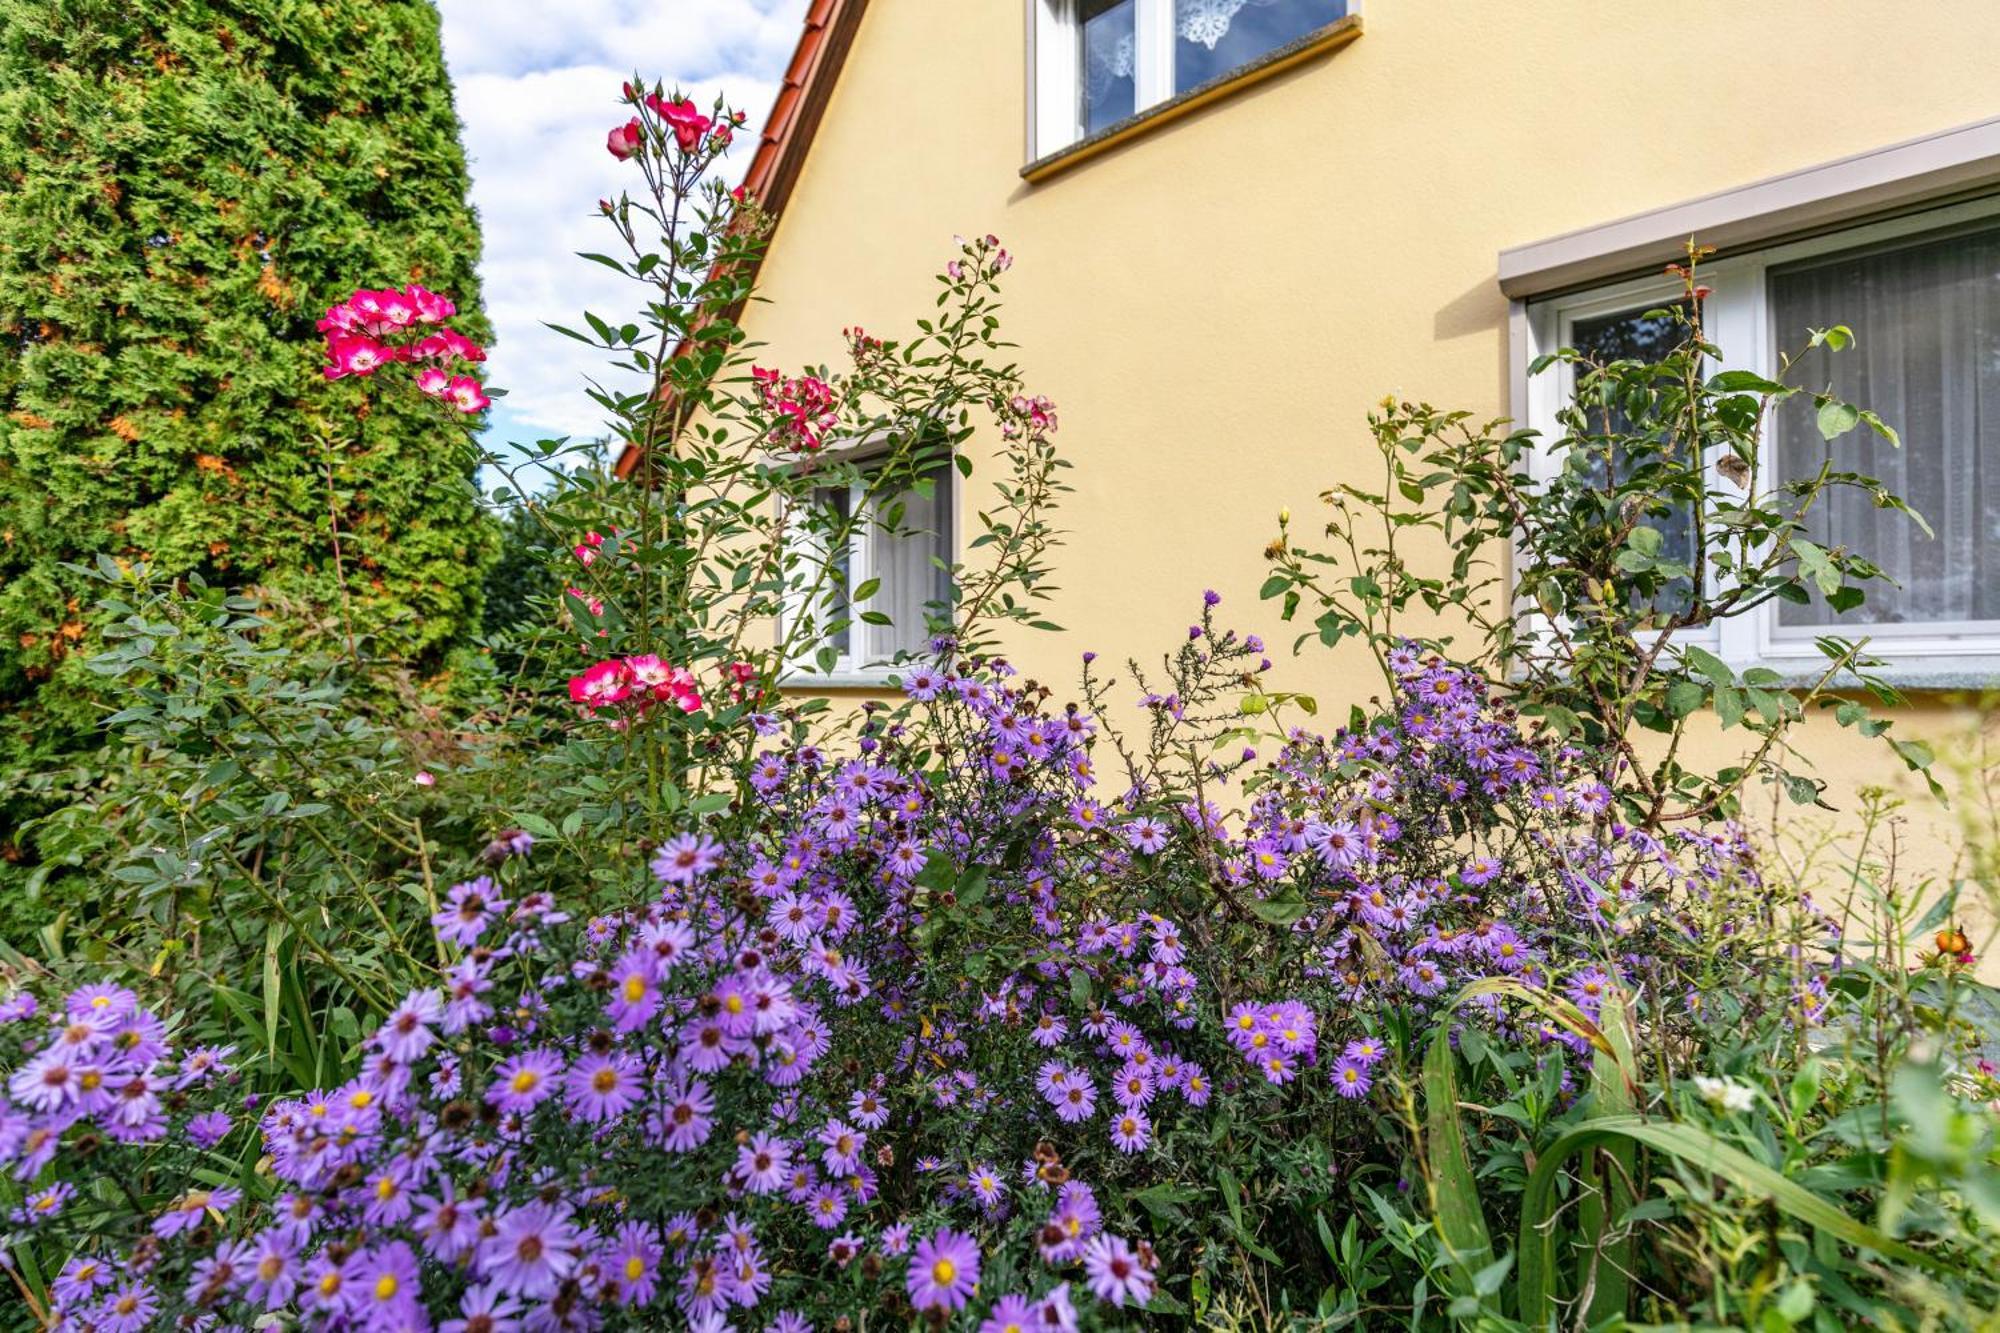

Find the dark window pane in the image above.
[
  {"left": 1080, "top": 0, "right": 1137, "bottom": 137},
  {"left": 1570, "top": 304, "right": 1699, "bottom": 616},
  {"left": 1175, "top": 0, "right": 1346, "bottom": 93},
  {"left": 1771, "top": 223, "right": 2000, "bottom": 629}
]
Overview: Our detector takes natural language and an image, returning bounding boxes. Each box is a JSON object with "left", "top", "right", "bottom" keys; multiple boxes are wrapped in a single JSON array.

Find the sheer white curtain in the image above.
[
  {"left": 870, "top": 462, "right": 953, "bottom": 660},
  {"left": 1772, "top": 223, "right": 2000, "bottom": 629}
]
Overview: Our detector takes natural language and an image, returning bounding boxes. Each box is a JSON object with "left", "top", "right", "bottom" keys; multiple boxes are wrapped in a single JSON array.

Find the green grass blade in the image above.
[{"left": 1518, "top": 1116, "right": 1963, "bottom": 1324}]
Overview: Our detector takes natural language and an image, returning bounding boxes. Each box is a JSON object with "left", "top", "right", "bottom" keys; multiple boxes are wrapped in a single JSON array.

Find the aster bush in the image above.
[{"left": 3, "top": 77, "right": 1999, "bottom": 1333}]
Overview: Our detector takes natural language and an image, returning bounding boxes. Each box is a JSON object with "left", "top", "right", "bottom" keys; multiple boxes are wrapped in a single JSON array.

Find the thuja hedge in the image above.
[{"left": 0, "top": 0, "right": 495, "bottom": 752}]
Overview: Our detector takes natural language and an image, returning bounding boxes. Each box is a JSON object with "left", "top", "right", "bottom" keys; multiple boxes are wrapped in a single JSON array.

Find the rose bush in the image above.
[{"left": 2, "top": 78, "right": 1997, "bottom": 1332}]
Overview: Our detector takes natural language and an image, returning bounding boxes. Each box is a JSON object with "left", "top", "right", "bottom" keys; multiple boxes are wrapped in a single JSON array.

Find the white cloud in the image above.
[{"left": 436, "top": 0, "right": 809, "bottom": 451}]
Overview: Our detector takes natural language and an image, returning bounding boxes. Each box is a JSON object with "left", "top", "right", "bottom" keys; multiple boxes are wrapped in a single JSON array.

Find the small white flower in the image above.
[{"left": 1692, "top": 1074, "right": 1756, "bottom": 1112}]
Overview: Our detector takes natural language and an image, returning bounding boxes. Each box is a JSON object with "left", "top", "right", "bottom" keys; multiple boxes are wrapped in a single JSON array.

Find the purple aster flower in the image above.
[
  {"left": 736, "top": 1131, "right": 793, "bottom": 1194},
  {"left": 806, "top": 1183, "right": 849, "bottom": 1229},
  {"left": 565, "top": 1051, "right": 643, "bottom": 1123},
  {"left": 487, "top": 1048, "right": 563, "bottom": 1113},
  {"left": 969, "top": 1161, "right": 1005, "bottom": 1208},
  {"left": 908, "top": 1228, "right": 981, "bottom": 1312},
  {"left": 604, "top": 1220, "right": 663, "bottom": 1307},
  {"left": 97, "top": 1282, "right": 159, "bottom": 1333},
  {"left": 650, "top": 832, "right": 725, "bottom": 885},
  {"left": 152, "top": 1185, "right": 239, "bottom": 1238},
  {"left": 184, "top": 1109, "right": 232, "bottom": 1149},
  {"left": 1109, "top": 1110, "right": 1151, "bottom": 1153},
  {"left": 375, "top": 988, "right": 443, "bottom": 1063},
  {"left": 1331, "top": 1055, "right": 1373, "bottom": 1099},
  {"left": 442, "top": 1283, "right": 524, "bottom": 1333},
  {"left": 653, "top": 1077, "right": 716, "bottom": 1153},
  {"left": 433, "top": 877, "right": 506, "bottom": 947},
  {"left": 478, "top": 1201, "right": 580, "bottom": 1299},
  {"left": 981, "top": 1294, "right": 1038, "bottom": 1333},
  {"left": 1083, "top": 1233, "right": 1155, "bottom": 1308},
  {"left": 53, "top": 1253, "right": 114, "bottom": 1307}
]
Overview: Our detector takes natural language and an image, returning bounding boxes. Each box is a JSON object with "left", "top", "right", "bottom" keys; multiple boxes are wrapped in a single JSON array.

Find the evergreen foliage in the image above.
[{"left": 0, "top": 0, "right": 495, "bottom": 744}]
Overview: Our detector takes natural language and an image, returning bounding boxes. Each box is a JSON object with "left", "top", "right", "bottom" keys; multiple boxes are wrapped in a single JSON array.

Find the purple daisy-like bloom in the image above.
[
  {"left": 651, "top": 832, "right": 725, "bottom": 885},
  {"left": 1109, "top": 1109, "right": 1152, "bottom": 1153},
  {"left": 655, "top": 1077, "right": 716, "bottom": 1152},
  {"left": 736, "top": 1131, "right": 793, "bottom": 1194},
  {"left": 151, "top": 1185, "right": 239, "bottom": 1238},
  {"left": 478, "top": 1201, "right": 580, "bottom": 1299},
  {"left": 604, "top": 1220, "right": 663, "bottom": 1306},
  {"left": 806, "top": 1182, "right": 849, "bottom": 1229},
  {"left": 981, "top": 1293, "right": 1038, "bottom": 1333},
  {"left": 375, "top": 988, "right": 443, "bottom": 1063},
  {"left": 565, "top": 1051, "right": 643, "bottom": 1123},
  {"left": 97, "top": 1282, "right": 159, "bottom": 1333},
  {"left": 433, "top": 876, "right": 506, "bottom": 947},
  {"left": 443, "top": 1284, "right": 524, "bottom": 1333},
  {"left": 1331, "top": 1055, "right": 1373, "bottom": 1099},
  {"left": 1083, "top": 1233, "right": 1156, "bottom": 1308},
  {"left": 487, "top": 1048, "right": 563, "bottom": 1113},
  {"left": 969, "top": 1161, "right": 1006, "bottom": 1207},
  {"left": 908, "top": 1228, "right": 981, "bottom": 1312},
  {"left": 184, "top": 1109, "right": 232, "bottom": 1149}
]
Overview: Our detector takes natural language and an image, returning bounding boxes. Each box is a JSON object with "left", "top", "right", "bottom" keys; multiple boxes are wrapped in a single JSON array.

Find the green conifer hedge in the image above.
[{"left": 0, "top": 0, "right": 496, "bottom": 748}]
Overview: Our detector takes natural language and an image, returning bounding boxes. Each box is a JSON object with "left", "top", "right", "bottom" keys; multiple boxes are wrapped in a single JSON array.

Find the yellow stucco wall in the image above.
[{"left": 751, "top": 1, "right": 2000, "bottom": 921}]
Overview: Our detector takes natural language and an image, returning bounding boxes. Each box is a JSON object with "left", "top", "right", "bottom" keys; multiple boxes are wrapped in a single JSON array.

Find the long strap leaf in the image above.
[
  {"left": 1423, "top": 1020, "right": 1496, "bottom": 1301},
  {"left": 1578, "top": 985, "right": 1638, "bottom": 1325},
  {"left": 1517, "top": 1116, "right": 1962, "bottom": 1324}
]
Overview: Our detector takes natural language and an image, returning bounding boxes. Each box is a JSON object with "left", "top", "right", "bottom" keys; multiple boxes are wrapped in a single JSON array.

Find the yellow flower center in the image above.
[
  {"left": 376, "top": 1176, "right": 397, "bottom": 1200},
  {"left": 592, "top": 1068, "right": 619, "bottom": 1094},
  {"left": 511, "top": 1069, "right": 541, "bottom": 1094},
  {"left": 374, "top": 1274, "right": 399, "bottom": 1301},
  {"left": 932, "top": 1258, "right": 957, "bottom": 1285},
  {"left": 623, "top": 975, "right": 648, "bottom": 1003},
  {"left": 625, "top": 1256, "right": 646, "bottom": 1281}
]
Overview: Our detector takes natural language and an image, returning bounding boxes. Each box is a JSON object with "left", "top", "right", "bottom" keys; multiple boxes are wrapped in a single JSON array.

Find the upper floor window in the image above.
[
  {"left": 1523, "top": 198, "right": 2000, "bottom": 674},
  {"left": 1035, "top": 0, "right": 1351, "bottom": 156}
]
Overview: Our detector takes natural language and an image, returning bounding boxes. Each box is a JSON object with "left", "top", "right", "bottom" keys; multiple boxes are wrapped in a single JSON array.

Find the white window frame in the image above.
[
  {"left": 1521, "top": 194, "right": 2000, "bottom": 678},
  {"left": 780, "top": 446, "right": 956, "bottom": 688},
  {"left": 1028, "top": 0, "right": 1357, "bottom": 160}
]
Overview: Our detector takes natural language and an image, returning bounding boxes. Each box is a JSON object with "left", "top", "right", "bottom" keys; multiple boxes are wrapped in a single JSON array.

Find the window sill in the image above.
[
  {"left": 1021, "top": 13, "right": 1362, "bottom": 184},
  {"left": 778, "top": 670, "right": 905, "bottom": 692}
]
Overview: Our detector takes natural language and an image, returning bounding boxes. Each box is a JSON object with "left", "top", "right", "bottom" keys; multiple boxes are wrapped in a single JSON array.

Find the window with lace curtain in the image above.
[
  {"left": 1034, "top": 0, "right": 1351, "bottom": 155},
  {"left": 785, "top": 458, "right": 955, "bottom": 683},
  {"left": 1522, "top": 197, "right": 2000, "bottom": 676}
]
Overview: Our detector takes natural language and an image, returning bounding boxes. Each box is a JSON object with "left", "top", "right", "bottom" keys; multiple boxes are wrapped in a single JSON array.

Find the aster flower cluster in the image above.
[
  {"left": 1, "top": 615, "right": 1850, "bottom": 1330},
  {"left": 318, "top": 284, "right": 490, "bottom": 413}
]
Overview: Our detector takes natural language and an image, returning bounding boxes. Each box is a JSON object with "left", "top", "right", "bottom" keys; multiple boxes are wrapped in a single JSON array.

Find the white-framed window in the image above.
[
  {"left": 1522, "top": 195, "right": 2000, "bottom": 676},
  {"left": 1031, "top": 0, "right": 1352, "bottom": 157},
  {"left": 784, "top": 455, "right": 955, "bottom": 685}
]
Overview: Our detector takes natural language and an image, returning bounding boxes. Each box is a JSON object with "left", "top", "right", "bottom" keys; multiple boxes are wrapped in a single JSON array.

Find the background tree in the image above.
[{"left": 0, "top": 0, "right": 496, "bottom": 918}]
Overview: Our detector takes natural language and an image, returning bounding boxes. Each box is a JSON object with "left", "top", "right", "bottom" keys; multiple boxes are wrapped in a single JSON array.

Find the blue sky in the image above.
[{"left": 434, "top": 0, "right": 811, "bottom": 471}]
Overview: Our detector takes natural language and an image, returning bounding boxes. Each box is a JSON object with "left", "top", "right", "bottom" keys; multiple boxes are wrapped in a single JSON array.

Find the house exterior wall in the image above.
[{"left": 746, "top": 1, "right": 2000, "bottom": 891}]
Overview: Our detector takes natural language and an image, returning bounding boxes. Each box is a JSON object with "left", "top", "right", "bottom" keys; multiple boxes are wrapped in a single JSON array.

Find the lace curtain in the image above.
[
  {"left": 1772, "top": 224, "right": 2000, "bottom": 628},
  {"left": 1085, "top": 0, "right": 1290, "bottom": 94},
  {"left": 870, "top": 464, "right": 953, "bottom": 659}
]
